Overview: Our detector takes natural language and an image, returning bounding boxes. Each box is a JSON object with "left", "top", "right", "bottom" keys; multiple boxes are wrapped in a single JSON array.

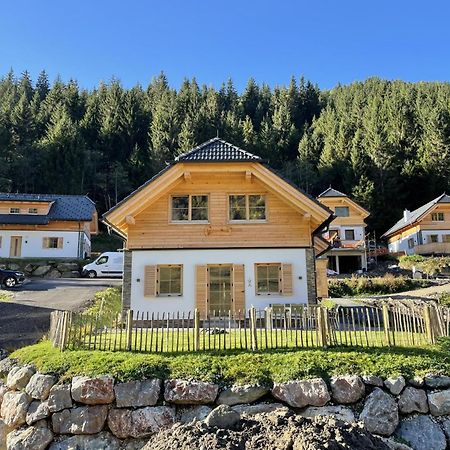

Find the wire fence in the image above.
[{"left": 49, "top": 303, "right": 450, "bottom": 353}]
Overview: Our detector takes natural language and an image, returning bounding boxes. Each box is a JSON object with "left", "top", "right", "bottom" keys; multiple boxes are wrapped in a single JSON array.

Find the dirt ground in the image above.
[{"left": 144, "top": 411, "right": 390, "bottom": 450}]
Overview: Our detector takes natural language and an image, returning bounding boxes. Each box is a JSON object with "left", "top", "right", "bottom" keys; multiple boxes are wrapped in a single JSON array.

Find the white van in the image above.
[{"left": 82, "top": 252, "right": 124, "bottom": 278}]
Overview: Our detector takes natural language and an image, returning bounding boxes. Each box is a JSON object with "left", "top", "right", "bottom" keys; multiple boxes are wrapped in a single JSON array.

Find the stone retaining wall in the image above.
[
  {"left": 0, "top": 260, "right": 82, "bottom": 279},
  {"left": 0, "top": 358, "right": 450, "bottom": 449}
]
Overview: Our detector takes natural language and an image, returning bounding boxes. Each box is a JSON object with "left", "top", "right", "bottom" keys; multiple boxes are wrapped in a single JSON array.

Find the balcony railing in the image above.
[{"left": 413, "top": 242, "right": 450, "bottom": 255}]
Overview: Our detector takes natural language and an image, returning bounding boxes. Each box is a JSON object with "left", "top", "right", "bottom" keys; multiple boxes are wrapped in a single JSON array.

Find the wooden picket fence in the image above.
[{"left": 49, "top": 303, "right": 450, "bottom": 353}]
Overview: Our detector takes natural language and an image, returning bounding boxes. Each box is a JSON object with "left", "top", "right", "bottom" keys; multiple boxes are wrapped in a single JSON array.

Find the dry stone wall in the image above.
[{"left": 1, "top": 359, "right": 450, "bottom": 449}]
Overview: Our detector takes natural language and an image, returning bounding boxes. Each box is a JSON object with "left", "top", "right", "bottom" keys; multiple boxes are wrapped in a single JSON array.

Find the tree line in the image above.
[{"left": 0, "top": 70, "right": 449, "bottom": 234}]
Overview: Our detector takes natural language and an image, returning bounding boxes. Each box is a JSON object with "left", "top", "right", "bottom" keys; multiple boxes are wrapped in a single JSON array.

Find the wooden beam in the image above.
[
  {"left": 183, "top": 171, "right": 192, "bottom": 182},
  {"left": 125, "top": 215, "right": 135, "bottom": 225},
  {"left": 245, "top": 170, "right": 252, "bottom": 183}
]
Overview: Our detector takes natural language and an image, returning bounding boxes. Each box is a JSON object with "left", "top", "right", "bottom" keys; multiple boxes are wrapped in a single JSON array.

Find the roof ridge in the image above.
[{"left": 317, "top": 186, "right": 347, "bottom": 198}]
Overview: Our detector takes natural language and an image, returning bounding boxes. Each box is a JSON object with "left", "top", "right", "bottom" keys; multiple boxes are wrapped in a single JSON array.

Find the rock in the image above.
[
  {"left": 25, "top": 373, "right": 56, "bottom": 400},
  {"left": 381, "top": 437, "right": 414, "bottom": 450},
  {"left": 107, "top": 406, "right": 175, "bottom": 439},
  {"left": 384, "top": 376, "right": 406, "bottom": 395},
  {"left": 271, "top": 378, "right": 330, "bottom": 408},
  {"left": 408, "top": 377, "right": 424, "bottom": 388},
  {"left": 0, "top": 391, "right": 32, "bottom": 428},
  {"left": 398, "top": 387, "right": 428, "bottom": 414},
  {"left": 114, "top": 379, "right": 161, "bottom": 408},
  {"left": 6, "top": 366, "right": 35, "bottom": 390},
  {"left": 71, "top": 376, "right": 115, "bottom": 405},
  {"left": 428, "top": 389, "right": 450, "bottom": 416},
  {"left": 0, "top": 358, "right": 17, "bottom": 377},
  {"left": 48, "top": 384, "right": 73, "bottom": 412},
  {"left": 360, "top": 387, "right": 398, "bottom": 437},
  {"left": 48, "top": 432, "right": 121, "bottom": 450},
  {"left": 362, "top": 375, "right": 384, "bottom": 387},
  {"left": 26, "top": 400, "right": 50, "bottom": 424},
  {"left": 33, "top": 265, "right": 51, "bottom": 276},
  {"left": 0, "top": 384, "right": 9, "bottom": 407},
  {"left": 232, "top": 402, "right": 289, "bottom": 416},
  {"left": 0, "top": 419, "right": 12, "bottom": 450},
  {"left": 425, "top": 375, "right": 450, "bottom": 389},
  {"left": 299, "top": 405, "right": 355, "bottom": 422},
  {"left": 47, "top": 269, "right": 62, "bottom": 278},
  {"left": 56, "top": 263, "right": 80, "bottom": 272},
  {"left": 395, "top": 415, "right": 446, "bottom": 450},
  {"left": 164, "top": 380, "right": 218, "bottom": 404},
  {"left": 204, "top": 405, "right": 240, "bottom": 429},
  {"left": 178, "top": 406, "right": 212, "bottom": 423},
  {"left": 52, "top": 405, "right": 108, "bottom": 434},
  {"left": 23, "top": 264, "right": 35, "bottom": 274},
  {"left": 330, "top": 375, "right": 365, "bottom": 404},
  {"left": 217, "top": 385, "right": 268, "bottom": 406},
  {"left": 6, "top": 426, "right": 53, "bottom": 450},
  {"left": 61, "top": 271, "right": 80, "bottom": 278}
]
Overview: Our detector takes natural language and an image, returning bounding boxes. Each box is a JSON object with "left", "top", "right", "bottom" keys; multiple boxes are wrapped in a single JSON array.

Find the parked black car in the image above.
[{"left": 0, "top": 268, "right": 25, "bottom": 288}]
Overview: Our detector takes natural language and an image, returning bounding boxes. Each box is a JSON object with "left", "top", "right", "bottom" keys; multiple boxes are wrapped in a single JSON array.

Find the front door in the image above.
[
  {"left": 208, "top": 265, "right": 232, "bottom": 315},
  {"left": 10, "top": 236, "right": 22, "bottom": 257}
]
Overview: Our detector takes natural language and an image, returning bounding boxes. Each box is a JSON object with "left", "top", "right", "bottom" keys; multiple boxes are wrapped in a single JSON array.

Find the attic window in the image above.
[
  {"left": 431, "top": 212, "right": 444, "bottom": 221},
  {"left": 335, "top": 207, "right": 349, "bottom": 217},
  {"left": 28, "top": 208, "right": 38, "bottom": 214},
  {"left": 9, "top": 208, "right": 20, "bottom": 214},
  {"left": 171, "top": 195, "right": 208, "bottom": 222},
  {"left": 229, "top": 194, "right": 266, "bottom": 221}
]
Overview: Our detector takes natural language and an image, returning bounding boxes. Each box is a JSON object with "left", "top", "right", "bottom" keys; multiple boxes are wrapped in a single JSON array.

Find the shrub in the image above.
[
  {"left": 84, "top": 287, "right": 122, "bottom": 318},
  {"left": 399, "top": 255, "right": 450, "bottom": 276}
]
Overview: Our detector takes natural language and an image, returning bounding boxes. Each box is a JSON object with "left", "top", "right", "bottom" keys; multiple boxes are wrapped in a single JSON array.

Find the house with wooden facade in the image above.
[
  {"left": 103, "top": 138, "right": 333, "bottom": 316},
  {"left": 317, "top": 187, "right": 369, "bottom": 274},
  {"left": 0, "top": 193, "right": 98, "bottom": 259},
  {"left": 382, "top": 194, "right": 450, "bottom": 256}
]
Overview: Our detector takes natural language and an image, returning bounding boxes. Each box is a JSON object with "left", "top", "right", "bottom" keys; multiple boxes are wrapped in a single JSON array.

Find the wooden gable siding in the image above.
[
  {"left": 127, "top": 173, "right": 312, "bottom": 249},
  {"left": 417, "top": 203, "right": 450, "bottom": 230},
  {"left": 0, "top": 201, "right": 52, "bottom": 215},
  {"left": 318, "top": 197, "right": 367, "bottom": 226},
  {"left": 387, "top": 225, "right": 420, "bottom": 243}
]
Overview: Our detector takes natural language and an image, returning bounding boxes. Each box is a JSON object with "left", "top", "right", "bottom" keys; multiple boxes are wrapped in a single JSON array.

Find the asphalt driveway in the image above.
[{"left": 0, "top": 278, "right": 121, "bottom": 350}]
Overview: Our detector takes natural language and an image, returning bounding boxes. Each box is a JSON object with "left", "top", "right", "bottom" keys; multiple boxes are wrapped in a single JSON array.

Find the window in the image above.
[
  {"left": 344, "top": 229, "right": 355, "bottom": 240},
  {"left": 28, "top": 208, "right": 38, "bottom": 214},
  {"left": 158, "top": 265, "right": 183, "bottom": 296},
  {"left": 43, "top": 237, "right": 63, "bottom": 249},
  {"left": 96, "top": 256, "right": 109, "bottom": 265},
  {"left": 444, "top": 235, "right": 450, "bottom": 243},
  {"left": 335, "top": 207, "right": 349, "bottom": 217},
  {"left": 431, "top": 212, "right": 444, "bottom": 221},
  {"left": 229, "top": 194, "right": 266, "bottom": 221},
  {"left": 171, "top": 195, "right": 208, "bottom": 222},
  {"left": 9, "top": 208, "right": 20, "bottom": 214},
  {"left": 408, "top": 238, "right": 415, "bottom": 249},
  {"left": 429, "top": 235, "right": 439, "bottom": 243},
  {"left": 255, "top": 263, "right": 281, "bottom": 294}
]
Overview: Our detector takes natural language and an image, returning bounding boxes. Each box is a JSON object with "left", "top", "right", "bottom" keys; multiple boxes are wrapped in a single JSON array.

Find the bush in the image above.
[
  {"left": 437, "top": 292, "right": 450, "bottom": 307},
  {"left": 399, "top": 255, "right": 450, "bottom": 276},
  {"left": 328, "top": 275, "right": 433, "bottom": 297},
  {"left": 84, "top": 287, "right": 122, "bottom": 318}
]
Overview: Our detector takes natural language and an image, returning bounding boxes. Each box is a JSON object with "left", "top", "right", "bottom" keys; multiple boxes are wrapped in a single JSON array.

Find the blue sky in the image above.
[{"left": 1, "top": 0, "right": 449, "bottom": 91}]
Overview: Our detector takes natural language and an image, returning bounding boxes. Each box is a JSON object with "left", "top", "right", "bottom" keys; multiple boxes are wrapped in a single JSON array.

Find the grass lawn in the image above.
[
  {"left": 10, "top": 339, "right": 450, "bottom": 385},
  {"left": 0, "top": 291, "right": 13, "bottom": 302}
]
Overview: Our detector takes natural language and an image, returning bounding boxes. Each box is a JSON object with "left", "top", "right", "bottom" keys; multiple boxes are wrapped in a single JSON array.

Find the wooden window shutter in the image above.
[
  {"left": 281, "top": 263, "right": 293, "bottom": 296},
  {"left": 195, "top": 265, "right": 208, "bottom": 319},
  {"left": 144, "top": 265, "right": 157, "bottom": 297},
  {"left": 42, "top": 237, "right": 49, "bottom": 249},
  {"left": 0, "top": 236, "right": 2, "bottom": 248},
  {"left": 57, "top": 237, "right": 64, "bottom": 249},
  {"left": 232, "top": 264, "right": 245, "bottom": 313}
]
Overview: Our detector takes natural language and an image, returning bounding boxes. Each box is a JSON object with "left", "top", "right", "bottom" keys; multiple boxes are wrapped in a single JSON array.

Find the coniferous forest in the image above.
[{"left": 1, "top": 70, "right": 449, "bottom": 234}]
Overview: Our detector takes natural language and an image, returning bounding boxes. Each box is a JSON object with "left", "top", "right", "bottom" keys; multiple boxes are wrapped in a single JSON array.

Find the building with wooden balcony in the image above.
[
  {"left": 382, "top": 194, "right": 450, "bottom": 256},
  {"left": 317, "top": 188, "right": 369, "bottom": 274}
]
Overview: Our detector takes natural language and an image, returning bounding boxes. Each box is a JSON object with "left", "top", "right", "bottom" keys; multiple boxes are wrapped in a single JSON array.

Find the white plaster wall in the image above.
[
  {"left": 130, "top": 248, "right": 308, "bottom": 314},
  {"left": 0, "top": 230, "right": 84, "bottom": 258},
  {"left": 388, "top": 233, "right": 418, "bottom": 255},
  {"left": 421, "top": 230, "right": 450, "bottom": 244}
]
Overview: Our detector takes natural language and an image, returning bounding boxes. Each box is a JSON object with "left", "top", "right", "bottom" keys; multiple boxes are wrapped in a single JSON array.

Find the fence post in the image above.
[
  {"left": 59, "top": 311, "right": 71, "bottom": 351},
  {"left": 423, "top": 305, "right": 435, "bottom": 344},
  {"left": 317, "top": 307, "right": 327, "bottom": 348},
  {"left": 382, "top": 304, "right": 391, "bottom": 346},
  {"left": 250, "top": 306, "right": 258, "bottom": 351},
  {"left": 194, "top": 309, "right": 200, "bottom": 351},
  {"left": 126, "top": 310, "right": 134, "bottom": 351}
]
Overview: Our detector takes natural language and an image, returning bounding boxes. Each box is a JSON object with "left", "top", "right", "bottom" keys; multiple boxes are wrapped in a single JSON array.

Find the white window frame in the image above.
[
  {"left": 9, "top": 208, "right": 20, "bottom": 214},
  {"left": 157, "top": 264, "right": 183, "bottom": 297},
  {"left": 28, "top": 208, "right": 38, "bottom": 214},
  {"left": 169, "top": 195, "right": 209, "bottom": 223},
  {"left": 431, "top": 212, "right": 444, "bottom": 221},
  {"left": 255, "top": 263, "right": 281, "bottom": 295},
  {"left": 228, "top": 194, "right": 267, "bottom": 223}
]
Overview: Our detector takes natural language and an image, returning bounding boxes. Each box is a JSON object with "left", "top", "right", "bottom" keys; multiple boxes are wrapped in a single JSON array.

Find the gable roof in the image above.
[
  {"left": 317, "top": 187, "right": 347, "bottom": 198},
  {"left": 382, "top": 193, "right": 450, "bottom": 238},
  {"left": 176, "top": 137, "right": 262, "bottom": 162},
  {"left": 103, "top": 138, "right": 333, "bottom": 237},
  {"left": 0, "top": 193, "right": 96, "bottom": 224}
]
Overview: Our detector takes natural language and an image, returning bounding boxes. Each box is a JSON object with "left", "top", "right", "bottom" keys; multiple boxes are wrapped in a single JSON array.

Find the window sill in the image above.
[
  {"left": 229, "top": 220, "right": 268, "bottom": 224},
  {"left": 169, "top": 221, "right": 210, "bottom": 225}
]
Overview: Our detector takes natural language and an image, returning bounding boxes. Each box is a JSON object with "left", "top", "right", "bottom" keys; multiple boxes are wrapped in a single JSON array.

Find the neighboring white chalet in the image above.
[{"left": 0, "top": 193, "right": 98, "bottom": 259}]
